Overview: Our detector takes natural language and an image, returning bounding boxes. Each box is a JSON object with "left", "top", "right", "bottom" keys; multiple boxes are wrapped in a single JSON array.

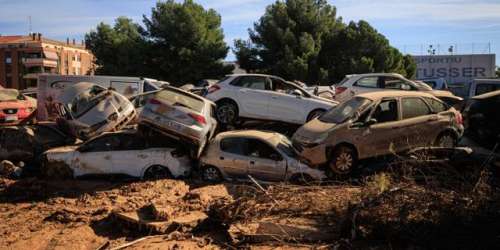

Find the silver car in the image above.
[
  {"left": 138, "top": 86, "right": 217, "bottom": 158},
  {"left": 199, "top": 130, "right": 326, "bottom": 183},
  {"left": 56, "top": 82, "right": 136, "bottom": 140}
]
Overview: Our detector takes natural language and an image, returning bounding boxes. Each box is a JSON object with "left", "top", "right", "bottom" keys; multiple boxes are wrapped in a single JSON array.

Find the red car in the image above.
[{"left": 0, "top": 88, "right": 36, "bottom": 125}]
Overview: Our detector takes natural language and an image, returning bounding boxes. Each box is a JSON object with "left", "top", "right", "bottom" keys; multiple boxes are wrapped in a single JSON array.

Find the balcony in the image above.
[{"left": 22, "top": 58, "right": 58, "bottom": 68}]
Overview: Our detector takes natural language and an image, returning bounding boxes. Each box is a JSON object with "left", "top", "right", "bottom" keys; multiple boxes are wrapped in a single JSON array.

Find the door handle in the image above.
[{"left": 220, "top": 156, "right": 224, "bottom": 160}]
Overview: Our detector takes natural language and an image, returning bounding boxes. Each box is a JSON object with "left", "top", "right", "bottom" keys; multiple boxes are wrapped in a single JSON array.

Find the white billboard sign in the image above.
[{"left": 413, "top": 54, "right": 496, "bottom": 84}]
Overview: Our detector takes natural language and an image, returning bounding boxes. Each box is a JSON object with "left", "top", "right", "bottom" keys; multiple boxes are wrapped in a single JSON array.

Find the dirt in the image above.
[{"left": 1, "top": 155, "right": 500, "bottom": 249}]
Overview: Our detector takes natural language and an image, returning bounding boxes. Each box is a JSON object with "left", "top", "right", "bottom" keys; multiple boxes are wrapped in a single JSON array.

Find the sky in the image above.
[{"left": 1, "top": 0, "right": 499, "bottom": 63}]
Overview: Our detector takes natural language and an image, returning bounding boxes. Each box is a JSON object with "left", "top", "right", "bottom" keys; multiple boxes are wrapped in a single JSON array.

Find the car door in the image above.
[
  {"left": 217, "top": 137, "right": 251, "bottom": 179},
  {"left": 267, "top": 78, "right": 306, "bottom": 123},
  {"left": 356, "top": 98, "right": 404, "bottom": 158},
  {"left": 74, "top": 135, "right": 119, "bottom": 176},
  {"left": 347, "top": 76, "right": 382, "bottom": 99},
  {"left": 110, "top": 134, "right": 151, "bottom": 177},
  {"left": 234, "top": 76, "right": 271, "bottom": 119},
  {"left": 246, "top": 139, "right": 287, "bottom": 182},
  {"left": 399, "top": 97, "right": 436, "bottom": 149}
]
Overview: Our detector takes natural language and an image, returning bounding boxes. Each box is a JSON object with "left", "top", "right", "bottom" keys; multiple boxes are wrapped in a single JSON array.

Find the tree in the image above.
[
  {"left": 85, "top": 17, "right": 148, "bottom": 76},
  {"left": 234, "top": 0, "right": 416, "bottom": 84},
  {"left": 496, "top": 66, "right": 500, "bottom": 78},
  {"left": 143, "top": 0, "right": 233, "bottom": 84}
]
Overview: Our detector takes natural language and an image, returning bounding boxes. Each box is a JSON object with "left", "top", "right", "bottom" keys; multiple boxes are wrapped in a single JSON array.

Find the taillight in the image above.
[
  {"left": 335, "top": 86, "right": 347, "bottom": 95},
  {"left": 189, "top": 113, "right": 206, "bottom": 125},
  {"left": 208, "top": 84, "right": 220, "bottom": 94},
  {"left": 456, "top": 112, "right": 463, "bottom": 125},
  {"left": 149, "top": 98, "right": 162, "bottom": 105}
]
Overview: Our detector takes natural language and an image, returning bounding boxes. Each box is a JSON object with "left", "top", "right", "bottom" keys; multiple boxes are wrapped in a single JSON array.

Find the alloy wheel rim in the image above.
[
  {"left": 335, "top": 152, "right": 353, "bottom": 172},
  {"left": 204, "top": 168, "right": 219, "bottom": 181},
  {"left": 217, "top": 105, "right": 235, "bottom": 123}
]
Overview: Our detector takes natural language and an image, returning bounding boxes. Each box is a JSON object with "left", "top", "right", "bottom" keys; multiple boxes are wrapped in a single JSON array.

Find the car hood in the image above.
[
  {"left": 76, "top": 94, "right": 130, "bottom": 126},
  {"left": 45, "top": 145, "right": 79, "bottom": 154},
  {"left": 294, "top": 118, "right": 337, "bottom": 142}
]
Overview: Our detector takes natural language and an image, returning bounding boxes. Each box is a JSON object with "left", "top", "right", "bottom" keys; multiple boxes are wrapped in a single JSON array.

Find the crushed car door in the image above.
[
  {"left": 234, "top": 76, "right": 271, "bottom": 119},
  {"left": 268, "top": 78, "right": 306, "bottom": 123},
  {"left": 218, "top": 137, "right": 250, "bottom": 179},
  {"left": 400, "top": 97, "right": 436, "bottom": 148},
  {"left": 246, "top": 139, "right": 287, "bottom": 182},
  {"left": 110, "top": 134, "right": 150, "bottom": 177},
  {"left": 74, "top": 135, "right": 119, "bottom": 176}
]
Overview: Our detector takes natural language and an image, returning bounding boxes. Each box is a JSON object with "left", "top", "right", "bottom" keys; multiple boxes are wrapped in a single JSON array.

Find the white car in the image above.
[
  {"left": 334, "top": 73, "right": 462, "bottom": 104},
  {"left": 41, "top": 131, "right": 191, "bottom": 179},
  {"left": 56, "top": 82, "right": 136, "bottom": 140},
  {"left": 205, "top": 74, "right": 337, "bottom": 125}
]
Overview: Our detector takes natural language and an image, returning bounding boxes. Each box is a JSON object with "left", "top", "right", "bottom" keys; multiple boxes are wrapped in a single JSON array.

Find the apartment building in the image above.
[{"left": 0, "top": 33, "right": 95, "bottom": 89}]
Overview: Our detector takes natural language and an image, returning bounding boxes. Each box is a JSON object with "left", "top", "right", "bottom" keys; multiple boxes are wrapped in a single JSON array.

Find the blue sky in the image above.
[{"left": 1, "top": 0, "right": 499, "bottom": 63}]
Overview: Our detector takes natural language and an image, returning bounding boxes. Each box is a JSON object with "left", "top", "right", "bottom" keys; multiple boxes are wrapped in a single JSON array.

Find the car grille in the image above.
[{"left": 3, "top": 109, "right": 17, "bottom": 114}]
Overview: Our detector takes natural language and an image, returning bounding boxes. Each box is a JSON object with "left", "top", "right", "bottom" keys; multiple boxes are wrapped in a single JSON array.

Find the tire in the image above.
[
  {"left": 434, "top": 132, "right": 457, "bottom": 148},
  {"left": 216, "top": 101, "right": 238, "bottom": 125},
  {"left": 307, "top": 109, "right": 325, "bottom": 122},
  {"left": 201, "top": 166, "right": 222, "bottom": 183},
  {"left": 328, "top": 146, "right": 357, "bottom": 175},
  {"left": 144, "top": 165, "right": 173, "bottom": 180}
]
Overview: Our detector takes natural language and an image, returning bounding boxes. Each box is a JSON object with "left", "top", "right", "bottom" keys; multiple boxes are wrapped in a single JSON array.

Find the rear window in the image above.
[
  {"left": 424, "top": 97, "right": 448, "bottom": 113},
  {"left": 319, "top": 97, "right": 372, "bottom": 124},
  {"left": 475, "top": 84, "right": 499, "bottom": 96},
  {"left": 155, "top": 89, "right": 204, "bottom": 112},
  {"left": 402, "top": 98, "right": 432, "bottom": 119}
]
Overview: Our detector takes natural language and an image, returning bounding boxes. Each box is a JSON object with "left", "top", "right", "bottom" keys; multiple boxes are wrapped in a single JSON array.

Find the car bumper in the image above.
[{"left": 293, "top": 141, "right": 328, "bottom": 166}]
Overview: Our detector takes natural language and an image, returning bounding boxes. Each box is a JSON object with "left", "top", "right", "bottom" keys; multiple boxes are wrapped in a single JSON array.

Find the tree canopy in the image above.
[
  {"left": 85, "top": 0, "right": 233, "bottom": 85},
  {"left": 234, "top": 0, "right": 416, "bottom": 84}
]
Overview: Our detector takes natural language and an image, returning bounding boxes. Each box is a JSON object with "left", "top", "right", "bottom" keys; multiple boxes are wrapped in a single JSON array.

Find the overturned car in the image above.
[{"left": 55, "top": 82, "right": 136, "bottom": 140}]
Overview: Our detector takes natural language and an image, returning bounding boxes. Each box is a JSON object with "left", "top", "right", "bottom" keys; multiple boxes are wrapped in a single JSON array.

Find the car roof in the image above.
[
  {"left": 356, "top": 90, "right": 436, "bottom": 100},
  {"left": 346, "top": 73, "right": 405, "bottom": 78},
  {"left": 472, "top": 90, "right": 500, "bottom": 100},
  {"left": 216, "top": 130, "right": 283, "bottom": 146}
]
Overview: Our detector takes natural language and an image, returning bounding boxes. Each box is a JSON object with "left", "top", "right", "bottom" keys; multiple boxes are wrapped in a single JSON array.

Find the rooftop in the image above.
[{"left": 0, "top": 34, "right": 86, "bottom": 49}]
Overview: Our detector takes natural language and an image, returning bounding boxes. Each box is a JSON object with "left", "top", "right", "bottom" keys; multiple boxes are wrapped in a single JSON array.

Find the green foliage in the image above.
[
  {"left": 496, "top": 66, "right": 500, "bottom": 78},
  {"left": 85, "top": 0, "right": 233, "bottom": 85},
  {"left": 234, "top": 0, "right": 416, "bottom": 84}
]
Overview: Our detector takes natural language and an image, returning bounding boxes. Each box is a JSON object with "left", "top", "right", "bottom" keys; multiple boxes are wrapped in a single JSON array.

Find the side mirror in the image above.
[{"left": 366, "top": 118, "right": 377, "bottom": 126}]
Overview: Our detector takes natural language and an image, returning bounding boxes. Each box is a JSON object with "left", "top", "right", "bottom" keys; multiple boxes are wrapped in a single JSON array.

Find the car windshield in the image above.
[
  {"left": 66, "top": 86, "right": 107, "bottom": 118},
  {"left": 0, "top": 89, "right": 21, "bottom": 102},
  {"left": 277, "top": 136, "right": 297, "bottom": 157},
  {"left": 319, "top": 97, "right": 372, "bottom": 124},
  {"left": 155, "top": 89, "right": 204, "bottom": 112}
]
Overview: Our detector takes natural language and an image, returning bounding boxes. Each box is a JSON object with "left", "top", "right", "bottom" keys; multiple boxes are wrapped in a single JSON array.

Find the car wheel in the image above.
[
  {"left": 202, "top": 166, "right": 222, "bottom": 183},
  {"left": 307, "top": 109, "right": 325, "bottom": 122},
  {"left": 216, "top": 101, "right": 238, "bottom": 125},
  {"left": 435, "top": 132, "right": 457, "bottom": 148},
  {"left": 144, "top": 165, "right": 172, "bottom": 180},
  {"left": 329, "top": 146, "right": 357, "bottom": 175}
]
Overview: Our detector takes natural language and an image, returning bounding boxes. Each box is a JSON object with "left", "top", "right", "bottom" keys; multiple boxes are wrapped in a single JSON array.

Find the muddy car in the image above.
[
  {"left": 41, "top": 131, "right": 191, "bottom": 179},
  {"left": 56, "top": 82, "right": 136, "bottom": 140},
  {"left": 0, "top": 88, "right": 36, "bottom": 125},
  {"left": 0, "top": 123, "right": 76, "bottom": 172},
  {"left": 292, "top": 91, "right": 464, "bottom": 175},
  {"left": 200, "top": 130, "right": 326, "bottom": 183},
  {"left": 138, "top": 86, "right": 217, "bottom": 158},
  {"left": 463, "top": 90, "right": 500, "bottom": 148}
]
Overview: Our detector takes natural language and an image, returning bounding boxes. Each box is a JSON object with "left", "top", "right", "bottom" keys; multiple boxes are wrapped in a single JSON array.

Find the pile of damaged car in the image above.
[{"left": 0, "top": 72, "right": 497, "bottom": 186}]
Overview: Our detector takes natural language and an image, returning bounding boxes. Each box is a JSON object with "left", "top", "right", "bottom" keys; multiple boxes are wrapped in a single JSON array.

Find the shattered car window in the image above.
[
  {"left": 319, "top": 97, "right": 372, "bottom": 124},
  {"left": 155, "top": 89, "right": 204, "bottom": 112},
  {"left": 67, "top": 86, "right": 106, "bottom": 118}
]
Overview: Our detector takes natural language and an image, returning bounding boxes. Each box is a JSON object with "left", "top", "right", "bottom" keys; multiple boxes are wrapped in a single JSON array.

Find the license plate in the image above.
[
  {"left": 5, "top": 115, "right": 18, "bottom": 122},
  {"left": 166, "top": 121, "right": 182, "bottom": 131}
]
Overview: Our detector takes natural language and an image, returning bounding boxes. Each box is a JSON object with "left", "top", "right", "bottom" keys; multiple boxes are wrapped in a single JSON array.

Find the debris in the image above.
[{"left": 0, "top": 160, "right": 22, "bottom": 178}]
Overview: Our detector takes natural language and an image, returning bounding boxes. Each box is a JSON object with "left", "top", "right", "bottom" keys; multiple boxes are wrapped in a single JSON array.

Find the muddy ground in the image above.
[{"left": 1, "top": 156, "right": 500, "bottom": 249}]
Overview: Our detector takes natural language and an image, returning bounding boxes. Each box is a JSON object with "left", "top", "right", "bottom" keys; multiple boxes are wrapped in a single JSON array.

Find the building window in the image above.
[
  {"left": 4, "top": 51, "right": 11, "bottom": 64},
  {"left": 6, "top": 77, "right": 12, "bottom": 88}
]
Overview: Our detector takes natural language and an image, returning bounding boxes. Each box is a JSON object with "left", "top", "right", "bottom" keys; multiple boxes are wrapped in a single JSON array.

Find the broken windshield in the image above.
[
  {"left": 319, "top": 97, "right": 372, "bottom": 124},
  {"left": 66, "top": 86, "right": 107, "bottom": 118}
]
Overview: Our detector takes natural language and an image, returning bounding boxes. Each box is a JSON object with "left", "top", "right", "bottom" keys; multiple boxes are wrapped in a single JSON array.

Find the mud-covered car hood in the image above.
[{"left": 293, "top": 118, "right": 337, "bottom": 142}]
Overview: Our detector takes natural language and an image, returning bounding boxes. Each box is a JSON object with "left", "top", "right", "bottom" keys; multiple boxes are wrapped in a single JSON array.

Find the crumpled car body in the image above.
[
  {"left": 0, "top": 88, "right": 36, "bottom": 125},
  {"left": 41, "top": 131, "right": 191, "bottom": 179},
  {"left": 293, "top": 91, "right": 464, "bottom": 173},
  {"left": 138, "top": 86, "right": 217, "bottom": 158},
  {"left": 199, "top": 130, "right": 326, "bottom": 183},
  {"left": 0, "top": 123, "right": 76, "bottom": 170},
  {"left": 56, "top": 82, "right": 136, "bottom": 140},
  {"left": 463, "top": 90, "right": 500, "bottom": 148}
]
